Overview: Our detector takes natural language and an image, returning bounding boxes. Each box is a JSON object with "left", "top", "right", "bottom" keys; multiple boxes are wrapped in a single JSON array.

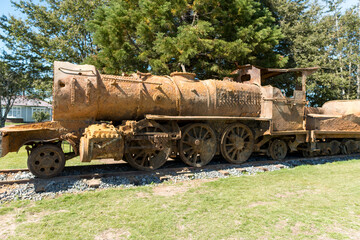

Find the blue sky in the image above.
[{"left": 0, "top": 0, "right": 359, "bottom": 51}]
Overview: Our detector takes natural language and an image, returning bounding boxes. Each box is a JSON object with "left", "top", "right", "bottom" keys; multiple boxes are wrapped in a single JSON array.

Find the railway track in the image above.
[{"left": 1, "top": 153, "right": 359, "bottom": 187}]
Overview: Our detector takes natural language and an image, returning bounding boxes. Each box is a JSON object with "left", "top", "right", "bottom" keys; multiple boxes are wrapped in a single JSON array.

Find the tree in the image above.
[
  {"left": 337, "top": 7, "right": 360, "bottom": 100},
  {"left": 0, "top": 60, "right": 27, "bottom": 127},
  {"left": 0, "top": 0, "right": 106, "bottom": 98},
  {"left": 262, "top": 0, "right": 333, "bottom": 105},
  {"left": 87, "top": 0, "right": 287, "bottom": 79}
]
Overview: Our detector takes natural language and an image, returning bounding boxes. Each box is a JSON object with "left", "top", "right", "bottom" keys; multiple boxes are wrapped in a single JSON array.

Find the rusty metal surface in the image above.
[
  {"left": 80, "top": 123, "right": 123, "bottom": 162},
  {"left": 321, "top": 100, "right": 360, "bottom": 116},
  {"left": 53, "top": 62, "right": 262, "bottom": 122},
  {"left": 6, "top": 61, "right": 360, "bottom": 178},
  {"left": 0, "top": 120, "right": 93, "bottom": 157}
]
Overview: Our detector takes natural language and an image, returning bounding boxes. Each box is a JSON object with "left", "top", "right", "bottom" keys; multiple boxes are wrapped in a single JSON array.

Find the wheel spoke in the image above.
[
  {"left": 192, "top": 127, "right": 198, "bottom": 138},
  {"left": 240, "top": 128, "right": 245, "bottom": 137},
  {"left": 133, "top": 150, "right": 145, "bottom": 160},
  {"left": 236, "top": 150, "right": 242, "bottom": 162},
  {"left": 228, "top": 146, "right": 236, "bottom": 154},
  {"left": 187, "top": 149, "right": 196, "bottom": 159},
  {"left": 183, "top": 146, "right": 193, "bottom": 153},
  {"left": 193, "top": 153, "right": 199, "bottom": 163},
  {"left": 182, "top": 140, "right": 194, "bottom": 146},
  {"left": 140, "top": 154, "right": 147, "bottom": 166},
  {"left": 231, "top": 149, "right": 237, "bottom": 160},
  {"left": 198, "top": 127, "right": 203, "bottom": 139}
]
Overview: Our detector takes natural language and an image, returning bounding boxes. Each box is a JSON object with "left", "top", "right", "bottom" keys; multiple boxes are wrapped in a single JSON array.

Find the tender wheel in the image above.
[
  {"left": 269, "top": 139, "right": 287, "bottom": 160},
  {"left": 27, "top": 144, "right": 66, "bottom": 178},
  {"left": 329, "top": 140, "right": 341, "bottom": 155},
  {"left": 302, "top": 150, "right": 312, "bottom": 157},
  {"left": 125, "top": 122, "right": 171, "bottom": 171},
  {"left": 341, "top": 140, "right": 357, "bottom": 154},
  {"left": 220, "top": 123, "right": 254, "bottom": 164},
  {"left": 179, "top": 123, "right": 217, "bottom": 167}
]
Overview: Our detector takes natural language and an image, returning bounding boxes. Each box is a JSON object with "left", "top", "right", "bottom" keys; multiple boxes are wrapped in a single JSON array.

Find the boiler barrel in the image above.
[{"left": 53, "top": 62, "right": 262, "bottom": 121}]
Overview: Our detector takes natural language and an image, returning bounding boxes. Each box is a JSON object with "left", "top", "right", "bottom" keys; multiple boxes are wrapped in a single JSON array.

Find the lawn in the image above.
[
  {"left": 4, "top": 122, "right": 25, "bottom": 127},
  {"left": 1, "top": 159, "right": 360, "bottom": 239}
]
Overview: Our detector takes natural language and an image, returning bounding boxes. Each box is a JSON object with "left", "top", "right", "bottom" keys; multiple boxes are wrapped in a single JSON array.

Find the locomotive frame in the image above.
[{"left": 1, "top": 62, "right": 360, "bottom": 178}]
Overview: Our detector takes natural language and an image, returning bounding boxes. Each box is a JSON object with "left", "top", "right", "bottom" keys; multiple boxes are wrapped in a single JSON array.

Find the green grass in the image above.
[
  {"left": 4, "top": 122, "right": 25, "bottom": 126},
  {"left": 1, "top": 160, "right": 360, "bottom": 239}
]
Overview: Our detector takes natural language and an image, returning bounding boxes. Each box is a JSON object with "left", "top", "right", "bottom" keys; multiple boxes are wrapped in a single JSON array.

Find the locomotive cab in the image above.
[{"left": 232, "top": 65, "right": 319, "bottom": 132}]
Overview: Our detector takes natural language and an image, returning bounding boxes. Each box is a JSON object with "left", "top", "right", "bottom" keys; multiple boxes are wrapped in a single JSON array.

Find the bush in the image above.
[{"left": 32, "top": 111, "right": 50, "bottom": 122}]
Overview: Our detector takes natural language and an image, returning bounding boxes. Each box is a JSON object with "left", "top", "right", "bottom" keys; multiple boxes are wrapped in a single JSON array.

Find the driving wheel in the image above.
[
  {"left": 125, "top": 121, "right": 171, "bottom": 171},
  {"left": 220, "top": 123, "right": 254, "bottom": 164},
  {"left": 179, "top": 123, "right": 217, "bottom": 167}
]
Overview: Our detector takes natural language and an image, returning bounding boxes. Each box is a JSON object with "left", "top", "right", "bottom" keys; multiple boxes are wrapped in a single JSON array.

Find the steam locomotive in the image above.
[{"left": 1, "top": 61, "right": 360, "bottom": 178}]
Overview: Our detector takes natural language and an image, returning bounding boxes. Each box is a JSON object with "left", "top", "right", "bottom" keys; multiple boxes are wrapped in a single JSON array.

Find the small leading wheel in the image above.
[
  {"left": 220, "top": 123, "right": 254, "bottom": 164},
  {"left": 269, "top": 139, "right": 287, "bottom": 161},
  {"left": 179, "top": 123, "right": 217, "bottom": 167},
  {"left": 27, "top": 144, "right": 66, "bottom": 178},
  {"left": 125, "top": 122, "right": 171, "bottom": 171}
]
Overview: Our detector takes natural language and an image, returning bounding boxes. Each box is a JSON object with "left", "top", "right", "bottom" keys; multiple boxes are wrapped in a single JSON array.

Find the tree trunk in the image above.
[
  {"left": 357, "top": 64, "right": 360, "bottom": 99},
  {"left": 348, "top": 50, "right": 352, "bottom": 100}
]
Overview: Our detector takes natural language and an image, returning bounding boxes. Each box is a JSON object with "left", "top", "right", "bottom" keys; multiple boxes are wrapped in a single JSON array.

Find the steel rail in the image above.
[{"left": 0, "top": 154, "right": 359, "bottom": 186}]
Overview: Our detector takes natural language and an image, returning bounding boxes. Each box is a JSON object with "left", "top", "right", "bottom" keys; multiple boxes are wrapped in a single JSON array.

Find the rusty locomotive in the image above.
[{"left": 1, "top": 61, "right": 360, "bottom": 178}]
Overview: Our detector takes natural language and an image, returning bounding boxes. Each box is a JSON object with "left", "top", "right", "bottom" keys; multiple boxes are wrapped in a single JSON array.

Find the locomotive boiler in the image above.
[{"left": 1, "top": 61, "right": 360, "bottom": 178}]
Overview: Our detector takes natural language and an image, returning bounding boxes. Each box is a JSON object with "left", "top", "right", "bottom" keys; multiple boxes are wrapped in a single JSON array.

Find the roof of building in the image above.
[{"left": 1, "top": 96, "right": 51, "bottom": 107}]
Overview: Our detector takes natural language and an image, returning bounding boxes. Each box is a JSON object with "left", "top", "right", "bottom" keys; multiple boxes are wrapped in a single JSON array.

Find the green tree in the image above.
[
  {"left": 87, "top": 0, "right": 286, "bottom": 79},
  {"left": 262, "top": 0, "right": 333, "bottom": 105},
  {"left": 337, "top": 7, "right": 360, "bottom": 100},
  {"left": 0, "top": 59, "right": 28, "bottom": 127},
  {"left": 0, "top": 0, "right": 105, "bottom": 98}
]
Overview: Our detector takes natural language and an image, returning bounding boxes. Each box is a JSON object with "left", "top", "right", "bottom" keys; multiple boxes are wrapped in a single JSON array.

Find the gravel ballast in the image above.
[{"left": 0, "top": 155, "right": 358, "bottom": 203}]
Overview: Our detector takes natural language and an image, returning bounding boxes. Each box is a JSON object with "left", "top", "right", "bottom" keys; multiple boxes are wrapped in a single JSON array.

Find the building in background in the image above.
[{"left": 1, "top": 96, "right": 52, "bottom": 123}]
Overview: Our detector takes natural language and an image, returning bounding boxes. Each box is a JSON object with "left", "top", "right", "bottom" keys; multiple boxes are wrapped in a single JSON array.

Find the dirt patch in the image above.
[
  {"left": 275, "top": 189, "right": 319, "bottom": 198},
  {"left": 136, "top": 192, "right": 151, "bottom": 198},
  {"left": 291, "top": 222, "right": 318, "bottom": 236},
  {"left": 291, "top": 222, "right": 305, "bottom": 235},
  {"left": 0, "top": 213, "right": 17, "bottom": 239},
  {"left": 275, "top": 219, "right": 288, "bottom": 230},
  {"left": 152, "top": 179, "right": 213, "bottom": 197},
  {"left": 177, "top": 224, "right": 186, "bottom": 231},
  {"left": 318, "top": 235, "right": 336, "bottom": 240},
  {"left": 95, "top": 228, "right": 131, "bottom": 240},
  {"left": 248, "top": 201, "right": 273, "bottom": 208},
  {"left": 320, "top": 114, "right": 360, "bottom": 131},
  {"left": 26, "top": 209, "right": 69, "bottom": 223},
  {"left": 0, "top": 208, "right": 71, "bottom": 239},
  {"left": 326, "top": 224, "right": 360, "bottom": 239},
  {"left": 98, "top": 159, "right": 126, "bottom": 164}
]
